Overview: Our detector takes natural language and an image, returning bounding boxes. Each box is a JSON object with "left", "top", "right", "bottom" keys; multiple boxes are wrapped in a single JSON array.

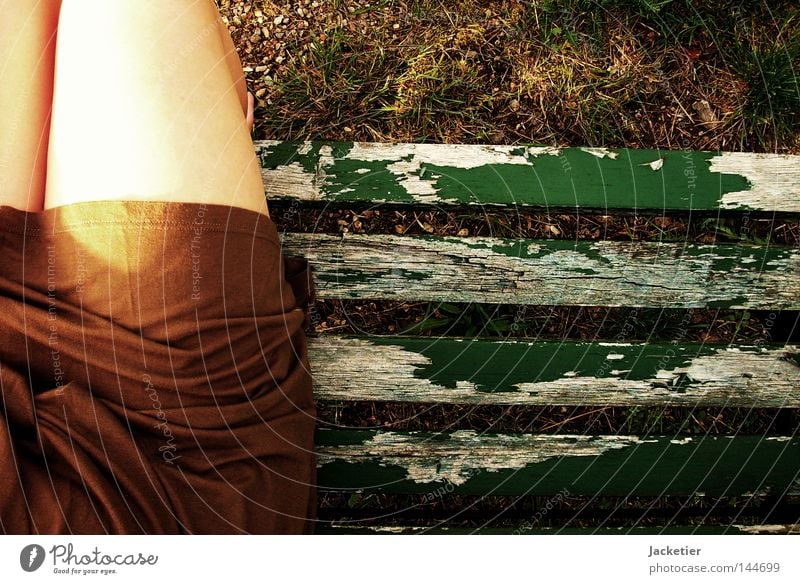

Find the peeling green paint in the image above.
[
  {"left": 310, "top": 336, "right": 800, "bottom": 406},
  {"left": 365, "top": 337, "right": 714, "bottom": 394},
  {"left": 257, "top": 141, "right": 796, "bottom": 212},
  {"left": 282, "top": 233, "right": 800, "bottom": 309},
  {"left": 315, "top": 430, "right": 800, "bottom": 497}
]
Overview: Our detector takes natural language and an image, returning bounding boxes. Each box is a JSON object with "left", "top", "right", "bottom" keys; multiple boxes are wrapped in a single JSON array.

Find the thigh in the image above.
[
  {"left": 0, "top": 0, "right": 60, "bottom": 211},
  {"left": 44, "top": 0, "right": 267, "bottom": 217},
  {"left": 216, "top": 14, "right": 249, "bottom": 118}
]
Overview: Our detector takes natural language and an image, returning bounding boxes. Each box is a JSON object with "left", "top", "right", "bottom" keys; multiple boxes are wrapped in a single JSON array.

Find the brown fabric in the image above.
[{"left": 0, "top": 201, "right": 316, "bottom": 534}]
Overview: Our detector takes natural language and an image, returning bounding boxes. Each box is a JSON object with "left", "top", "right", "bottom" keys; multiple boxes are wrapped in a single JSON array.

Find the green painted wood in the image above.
[
  {"left": 310, "top": 336, "right": 800, "bottom": 407},
  {"left": 315, "top": 430, "right": 800, "bottom": 497},
  {"left": 316, "top": 524, "right": 800, "bottom": 535},
  {"left": 282, "top": 233, "right": 800, "bottom": 309},
  {"left": 258, "top": 141, "right": 800, "bottom": 213}
]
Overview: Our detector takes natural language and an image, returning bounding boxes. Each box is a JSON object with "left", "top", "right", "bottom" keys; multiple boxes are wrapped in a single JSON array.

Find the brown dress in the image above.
[{"left": 0, "top": 201, "right": 316, "bottom": 534}]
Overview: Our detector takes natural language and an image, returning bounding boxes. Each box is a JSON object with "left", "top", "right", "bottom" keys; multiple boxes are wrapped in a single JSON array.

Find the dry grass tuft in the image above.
[{"left": 219, "top": 0, "right": 799, "bottom": 152}]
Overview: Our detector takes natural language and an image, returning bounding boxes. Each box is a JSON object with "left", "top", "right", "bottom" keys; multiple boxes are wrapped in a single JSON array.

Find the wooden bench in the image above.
[{"left": 259, "top": 141, "right": 800, "bottom": 534}]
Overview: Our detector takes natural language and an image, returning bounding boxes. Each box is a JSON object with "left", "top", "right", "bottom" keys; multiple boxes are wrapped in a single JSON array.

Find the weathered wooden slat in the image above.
[
  {"left": 258, "top": 141, "right": 800, "bottom": 213},
  {"left": 281, "top": 233, "right": 800, "bottom": 309},
  {"left": 315, "top": 430, "right": 800, "bottom": 497},
  {"left": 317, "top": 524, "right": 800, "bottom": 535},
  {"left": 310, "top": 336, "right": 800, "bottom": 407}
]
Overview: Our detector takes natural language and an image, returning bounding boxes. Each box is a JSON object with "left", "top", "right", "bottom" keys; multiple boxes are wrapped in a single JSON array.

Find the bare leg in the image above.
[
  {"left": 44, "top": 0, "right": 267, "bottom": 217},
  {"left": 216, "top": 15, "right": 254, "bottom": 132},
  {"left": 0, "top": 0, "right": 60, "bottom": 211},
  {"left": 216, "top": 14, "right": 248, "bottom": 122}
]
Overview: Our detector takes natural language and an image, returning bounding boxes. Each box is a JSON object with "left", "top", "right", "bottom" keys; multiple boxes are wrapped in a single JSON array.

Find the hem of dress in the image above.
[{"left": 0, "top": 200, "right": 280, "bottom": 244}]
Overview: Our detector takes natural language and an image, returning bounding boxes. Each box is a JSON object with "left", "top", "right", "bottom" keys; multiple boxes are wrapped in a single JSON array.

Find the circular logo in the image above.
[{"left": 20, "top": 544, "right": 46, "bottom": 572}]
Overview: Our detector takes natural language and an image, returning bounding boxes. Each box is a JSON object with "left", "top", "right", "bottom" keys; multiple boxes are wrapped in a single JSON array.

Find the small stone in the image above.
[
  {"left": 273, "top": 15, "right": 284, "bottom": 25},
  {"left": 692, "top": 99, "right": 716, "bottom": 124}
]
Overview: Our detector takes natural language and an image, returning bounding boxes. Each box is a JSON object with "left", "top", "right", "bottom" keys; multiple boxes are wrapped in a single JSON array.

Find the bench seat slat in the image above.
[
  {"left": 315, "top": 430, "right": 800, "bottom": 497},
  {"left": 282, "top": 234, "right": 800, "bottom": 309},
  {"left": 310, "top": 336, "right": 800, "bottom": 407},
  {"left": 258, "top": 141, "right": 800, "bottom": 214}
]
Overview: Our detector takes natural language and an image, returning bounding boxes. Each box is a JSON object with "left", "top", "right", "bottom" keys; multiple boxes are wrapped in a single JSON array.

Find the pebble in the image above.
[{"left": 273, "top": 15, "right": 284, "bottom": 25}]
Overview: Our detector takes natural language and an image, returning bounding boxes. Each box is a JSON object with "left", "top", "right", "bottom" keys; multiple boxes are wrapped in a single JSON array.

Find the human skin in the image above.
[
  {"left": 0, "top": 0, "right": 264, "bottom": 216},
  {"left": 0, "top": 0, "right": 61, "bottom": 211}
]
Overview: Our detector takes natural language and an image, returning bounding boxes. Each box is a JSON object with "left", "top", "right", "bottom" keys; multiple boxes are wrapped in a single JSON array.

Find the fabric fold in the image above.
[{"left": 0, "top": 201, "right": 317, "bottom": 534}]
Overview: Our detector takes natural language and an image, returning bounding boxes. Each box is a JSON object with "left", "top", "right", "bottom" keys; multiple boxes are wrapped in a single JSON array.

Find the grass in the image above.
[
  {"left": 223, "top": 0, "right": 800, "bottom": 151},
  {"left": 732, "top": 40, "right": 800, "bottom": 149}
]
